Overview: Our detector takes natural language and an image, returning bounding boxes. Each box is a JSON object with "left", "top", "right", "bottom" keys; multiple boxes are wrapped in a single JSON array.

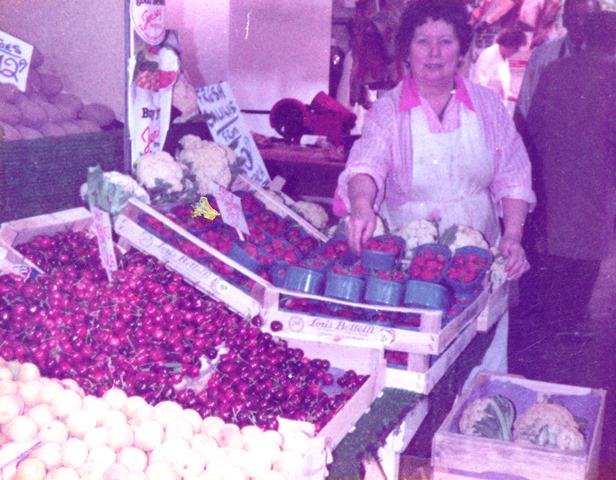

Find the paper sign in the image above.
[
  {"left": 0, "top": 30, "right": 33, "bottom": 93},
  {"left": 129, "top": 42, "right": 178, "bottom": 165},
  {"left": 196, "top": 82, "right": 270, "bottom": 186},
  {"left": 130, "top": 0, "right": 166, "bottom": 46},
  {"left": 210, "top": 182, "right": 249, "bottom": 237},
  {"left": 91, "top": 207, "right": 118, "bottom": 280}
]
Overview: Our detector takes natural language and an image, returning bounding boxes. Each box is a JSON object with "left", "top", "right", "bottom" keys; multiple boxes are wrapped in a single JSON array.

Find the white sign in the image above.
[
  {"left": 196, "top": 82, "right": 270, "bottom": 186},
  {"left": 91, "top": 207, "right": 118, "bottom": 280},
  {"left": 0, "top": 30, "right": 33, "bottom": 93},
  {"left": 130, "top": 0, "right": 166, "bottom": 46},
  {"left": 210, "top": 183, "right": 250, "bottom": 237}
]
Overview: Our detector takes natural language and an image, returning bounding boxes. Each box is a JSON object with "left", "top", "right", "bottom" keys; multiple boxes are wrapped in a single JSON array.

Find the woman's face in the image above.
[{"left": 408, "top": 18, "right": 461, "bottom": 87}]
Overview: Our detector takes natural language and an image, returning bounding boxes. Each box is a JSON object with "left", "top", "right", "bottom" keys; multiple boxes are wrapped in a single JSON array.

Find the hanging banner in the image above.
[
  {"left": 130, "top": 0, "right": 166, "bottom": 46},
  {"left": 196, "top": 82, "right": 270, "bottom": 186},
  {"left": 129, "top": 38, "right": 178, "bottom": 166},
  {"left": 0, "top": 30, "right": 33, "bottom": 93}
]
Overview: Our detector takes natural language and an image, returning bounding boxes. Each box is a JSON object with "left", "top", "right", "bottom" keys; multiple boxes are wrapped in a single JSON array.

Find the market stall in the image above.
[{"left": 0, "top": 1, "right": 608, "bottom": 479}]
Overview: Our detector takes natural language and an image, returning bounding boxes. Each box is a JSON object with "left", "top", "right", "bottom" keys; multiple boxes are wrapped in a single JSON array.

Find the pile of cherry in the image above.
[{"left": 0, "top": 230, "right": 367, "bottom": 431}]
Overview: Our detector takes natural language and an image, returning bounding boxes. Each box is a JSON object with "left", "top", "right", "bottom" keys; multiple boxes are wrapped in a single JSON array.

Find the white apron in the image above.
[
  {"left": 385, "top": 104, "right": 508, "bottom": 387},
  {"left": 384, "top": 105, "right": 500, "bottom": 245}
]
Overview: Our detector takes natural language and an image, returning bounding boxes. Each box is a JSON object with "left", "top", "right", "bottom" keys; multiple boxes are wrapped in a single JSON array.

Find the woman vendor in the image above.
[{"left": 334, "top": 0, "right": 535, "bottom": 378}]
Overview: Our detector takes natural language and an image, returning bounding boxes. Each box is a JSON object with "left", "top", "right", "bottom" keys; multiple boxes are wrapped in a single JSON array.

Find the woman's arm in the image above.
[
  {"left": 347, "top": 174, "right": 378, "bottom": 253},
  {"left": 499, "top": 198, "right": 530, "bottom": 279}
]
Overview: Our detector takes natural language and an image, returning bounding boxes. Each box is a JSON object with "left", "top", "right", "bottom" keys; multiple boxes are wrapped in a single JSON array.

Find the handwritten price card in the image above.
[
  {"left": 130, "top": 0, "right": 166, "bottom": 46},
  {"left": 210, "top": 182, "right": 250, "bottom": 237},
  {"left": 196, "top": 82, "right": 271, "bottom": 186},
  {"left": 0, "top": 30, "right": 33, "bottom": 93},
  {"left": 91, "top": 207, "right": 118, "bottom": 280}
]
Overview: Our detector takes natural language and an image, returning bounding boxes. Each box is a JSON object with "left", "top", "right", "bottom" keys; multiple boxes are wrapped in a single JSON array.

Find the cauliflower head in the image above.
[
  {"left": 459, "top": 395, "right": 515, "bottom": 441},
  {"left": 134, "top": 151, "right": 186, "bottom": 193},
  {"left": 292, "top": 201, "right": 329, "bottom": 230},
  {"left": 176, "top": 136, "right": 235, "bottom": 195},
  {"left": 513, "top": 402, "right": 585, "bottom": 451},
  {"left": 440, "top": 224, "right": 489, "bottom": 251},
  {"left": 393, "top": 219, "right": 439, "bottom": 258}
]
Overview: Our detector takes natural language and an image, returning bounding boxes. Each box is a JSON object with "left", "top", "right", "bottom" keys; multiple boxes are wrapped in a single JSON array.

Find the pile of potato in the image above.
[{"left": 0, "top": 47, "right": 117, "bottom": 142}]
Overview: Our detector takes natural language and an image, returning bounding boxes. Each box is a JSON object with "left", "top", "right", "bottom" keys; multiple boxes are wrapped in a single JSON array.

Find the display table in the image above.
[
  {"left": 259, "top": 143, "right": 346, "bottom": 198},
  {"left": 328, "top": 322, "right": 499, "bottom": 479}
]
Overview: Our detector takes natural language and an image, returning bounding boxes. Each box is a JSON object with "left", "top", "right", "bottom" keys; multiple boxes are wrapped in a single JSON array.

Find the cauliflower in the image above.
[
  {"left": 440, "top": 224, "right": 489, "bottom": 251},
  {"left": 392, "top": 219, "right": 439, "bottom": 258},
  {"left": 459, "top": 395, "right": 515, "bottom": 441},
  {"left": 134, "top": 151, "right": 187, "bottom": 193},
  {"left": 513, "top": 402, "right": 585, "bottom": 451},
  {"left": 81, "top": 170, "right": 150, "bottom": 215},
  {"left": 176, "top": 135, "right": 235, "bottom": 195},
  {"left": 172, "top": 78, "right": 199, "bottom": 123},
  {"left": 292, "top": 201, "right": 329, "bottom": 230},
  {"left": 489, "top": 247, "right": 507, "bottom": 288}
]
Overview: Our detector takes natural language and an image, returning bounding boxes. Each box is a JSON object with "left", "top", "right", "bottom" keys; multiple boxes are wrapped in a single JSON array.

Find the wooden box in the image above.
[
  {"left": 262, "top": 286, "right": 487, "bottom": 357},
  {"left": 384, "top": 320, "right": 478, "bottom": 394},
  {"left": 114, "top": 198, "right": 270, "bottom": 320},
  {"left": 280, "top": 334, "right": 387, "bottom": 451},
  {"left": 0, "top": 207, "right": 93, "bottom": 277},
  {"left": 477, "top": 281, "right": 509, "bottom": 332},
  {"left": 432, "top": 371, "right": 606, "bottom": 480}
]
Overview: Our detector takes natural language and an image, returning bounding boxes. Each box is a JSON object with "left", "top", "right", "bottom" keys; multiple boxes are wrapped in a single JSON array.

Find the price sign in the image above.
[
  {"left": 91, "top": 207, "right": 118, "bottom": 281},
  {"left": 0, "top": 30, "right": 33, "bottom": 93},
  {"left": 196, "top": 82, "right": 270, "bottom": 186},
  {"left": 130, "top": 0, "right": 166, "bottom": 46},
  {"left": 210, "top": 182, "right": 250, "bottom": 238}
]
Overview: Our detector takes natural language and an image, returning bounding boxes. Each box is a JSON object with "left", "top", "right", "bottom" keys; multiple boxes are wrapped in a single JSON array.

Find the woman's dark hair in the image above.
[
  {"left": 496, "top": 28, "right": 527, "bottom": 49},
  {"left": 396, "top": 0, "right": 473, "bottom": 59}
]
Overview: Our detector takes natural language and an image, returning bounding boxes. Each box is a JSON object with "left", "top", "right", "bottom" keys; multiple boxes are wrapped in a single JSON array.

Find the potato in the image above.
[
  {"left": 0, "top": 101, "right": 23, "bottom": 124},
  {"left": 0, "top": 121, "right": 21, "bottom": 141},
  {"left": 38, "top": 100, "right": 68, "bottom": 123},
  {"left": 79, "top": 103, "right": 116, "bottom": 127},
  {"left": 59, "top": 121, "right": 83, "bottom": 135},
  {"left": 52, "top": 93, "right": 83, "bottom": 118},
  {"left": 39, "top": 73, "right": 63, "bottom": 98},
  {"left": 0, "top": 83, "right": 19, "bottom": 103},
  {"left": 74, "top": 118, "right": 100, "bottom": 133},
  {"left": 40, "top": 122, "right": 66, "bottom": 137},
  {"left": 17, "top": 98, "right": 47, "bottom": 127},
  {"left": 15, "top": 125, "right": 43, "bottom": 139}
]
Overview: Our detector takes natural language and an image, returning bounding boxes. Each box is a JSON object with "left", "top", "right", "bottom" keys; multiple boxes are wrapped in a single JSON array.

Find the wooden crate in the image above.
[
  {"left": 114, "top": 199, "right": 270, "bottom": 320},
  {"left": 477, "top": 281, "right": 509, "bottom": 332},
  {"left": 278, "top": 334, "right": 387, "bottom": 452},
  {"left": 432, "top": 371, "right": 606, "bottom": 480},
  {"left": 262, "top": 285, "right": 488, "bottom": 356},
  {"left": 384, "top": 320, "right": 478, "bottom": 394},
  {"left": 378, "top": 397, "right": 430, "bottom": 480},
  {"left": 233, "top": 174, "right": 329, "bottom": 242},
  {"left": 0, "top": 207, "right": 93, "bottom": 278}
]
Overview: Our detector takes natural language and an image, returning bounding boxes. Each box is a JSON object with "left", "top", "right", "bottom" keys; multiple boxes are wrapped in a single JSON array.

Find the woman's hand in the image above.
[
  {"left": 498, "top": 235, "right": 530, "bottom": 280},
  {"left": 348, "top": 203, "right": 377, "bottom": 254}
]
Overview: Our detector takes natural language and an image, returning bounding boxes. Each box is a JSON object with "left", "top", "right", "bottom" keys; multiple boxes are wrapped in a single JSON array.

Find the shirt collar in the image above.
[{"left": 398, "top": 74, "right": 474, "bottom": 112}]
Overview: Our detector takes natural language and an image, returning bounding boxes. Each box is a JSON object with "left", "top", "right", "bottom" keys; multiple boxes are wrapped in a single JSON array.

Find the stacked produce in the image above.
[
  {"left": 133, "top": 189, "right": 496, "bottom": 331},
  {"left": 0, "top": 47, "right": 116, "bottom": 141},
  {"left": 0, "top": 228, "right": 369, "bottom": 454},
  {"left": 0, "top": 359, "right": 327, "bottom": 479},
  {"left": 459, "top": 395, "right": 586, "bottom": 451}
]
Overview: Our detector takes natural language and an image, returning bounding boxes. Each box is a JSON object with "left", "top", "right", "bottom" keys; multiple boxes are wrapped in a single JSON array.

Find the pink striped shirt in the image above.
[{"left": 334, "top": 75, "right": 536, "bottom": 218}]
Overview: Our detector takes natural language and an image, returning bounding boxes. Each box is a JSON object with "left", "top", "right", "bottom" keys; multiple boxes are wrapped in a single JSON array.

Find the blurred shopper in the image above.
[
  {"left": 525, "top": 11, "right": 616, "bottom": 327},
  {"left": 473, "top": 28, "right": 527, "bottom": 106}
]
